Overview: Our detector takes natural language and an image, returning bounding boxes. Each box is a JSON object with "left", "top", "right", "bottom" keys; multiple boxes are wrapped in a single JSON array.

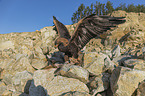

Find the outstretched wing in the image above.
[
  {"left": 68, "top": 14, "right": 126, "bottom": 54},
  {"left": 53, "top": 16, "right": 71, "bottom": 40}
]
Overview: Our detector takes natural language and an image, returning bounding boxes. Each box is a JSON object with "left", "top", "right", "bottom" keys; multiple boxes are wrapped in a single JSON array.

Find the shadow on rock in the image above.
[
  {"left": 46, "top": 51, "right": 65, "bottom": 64},
  {"left": 19, "top": 79, "right": 49, "bottom": 96}
]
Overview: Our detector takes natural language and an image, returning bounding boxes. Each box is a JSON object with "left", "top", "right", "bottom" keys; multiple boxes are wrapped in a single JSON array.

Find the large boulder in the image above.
[
  {"left": 29, "top": 68, "right": 89, "bottom": 96},
  {"left": 12, "top": 71, "right": 33, "bottom": 93},
  {"left": 110, "top": 66, "right": 145, "bottom": 96},
  {"left": 83, "top": 52, "right": 115, "bottom": 75},
  {"left": 3, "top": 56, "right": 35, "bottom": 76},
  {"left": 55, "top": 64, "right": 89, "bottom": 84}
]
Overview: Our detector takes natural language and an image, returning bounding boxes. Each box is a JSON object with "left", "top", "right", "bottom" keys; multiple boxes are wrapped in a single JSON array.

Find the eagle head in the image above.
[{"left": 55, "top": 38, "right": 69, "bottom": 47}]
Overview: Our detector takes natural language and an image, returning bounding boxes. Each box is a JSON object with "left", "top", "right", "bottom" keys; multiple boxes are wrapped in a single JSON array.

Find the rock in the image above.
[
  {"left": 15, "top": 53, "right": 26, "bottom": 61},
  {"left": 60, "top": 91, "right": 91, "bottom": 96},
  {"left": 29, "top": 80, "right": 47, "bottom": 96},
  {"left": 40, "top": 26, "right": 56, "bottom": 52},
  {"left": 84, "top": 52, "right": 115, "bottom": 75},
  {"left": 142, "top": 47, "right": 145, "bottom": 60},
  {"left": 123, "top": 59, "right": 145, "bottom": 70},
  {"left": 2, "top": 48, "right": 15, "bottom": 59},
  {"left": 134, "top": 80, "right": 145, "bottom": 96},
  {"left": 12, "top": 91, "right": 23, "bottom": 96},
  {"left": 31, "top": 59, "right": 48, "bottom": 69},
  {"left": 0, "top": 41, "right": 15, "bottom": 50},
  {"left": 12, "top": 71, "right": 33, "bottom": 92},
  {"left": 3, "top": 74, "right": 13, "bottom": 85},
  {"left": 18, "top": 45, "right": 33, "bottom": 58},
  {"left": 7, "top": 84, "right": 16, "bottom": 92},
  {"left": 88, "top": 73, "right": 110, "bottom": 96},
  {"left": 112, "top": 55, "right": 133, "bottom": 66},
  {"left": 0, "top": 58, "right": 15, "bottom": 70},
  {"left": 34, "top": 45, "right": 46, "bottom": 60},
  {"left": 1, "top": 90, "right": 12, "bottom": 96},
  {"left": 40, "top": 26, "right": 56, "bottom": 40},
  {"left": 29, "top": 69, "right": 56, "bottom": 96},
  {"left": 0, "top": 81, "right": 7, "bottom": 95},
  {"left": 40, "top": 44, "right": 49, "bottom": 55},
  {"left": 46, "top": 76, "right": 89, "bottom": 96},
  {"left": 55, "top": 64, "right": 89, "bottom": 84},
  {"left": 110, "top": 66, "right": 145, "bottom": 96},
  {"left": 3, "top": 56, "right": 35, "bottom": 75},
  {"left": 112, "top": 45, "right": 121, "bottom": 59},
  {"left": 29, "top": 69, "right": 89, "bottom": 96},
  {"left": 104, "top": 56, "right": 116, "bottom": 73},
  {"left": 102, "top": 50, "right": 112, "bottom": 59}
]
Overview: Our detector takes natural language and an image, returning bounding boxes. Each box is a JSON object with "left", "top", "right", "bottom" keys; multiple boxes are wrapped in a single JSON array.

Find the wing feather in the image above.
[
  {"left": 68, "top": 14, "right": 126, "bottom": 55},
  {"left": 53, "top": 16, "right": 71, "bottom": 40}
]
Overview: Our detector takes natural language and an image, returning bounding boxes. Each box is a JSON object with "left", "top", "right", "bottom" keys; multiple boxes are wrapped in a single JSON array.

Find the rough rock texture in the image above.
[
  {"left": 29, "top": 69, "right": 89, "bottom": 96},
  {"left": 110, "top": 67, "right": 145, "bottom": 96},
  {"left": 55, "top": 64, "right": 89, "bottom": 84},
  {"left": 0, "top": 11, "right": 145, "bottom": 96}
]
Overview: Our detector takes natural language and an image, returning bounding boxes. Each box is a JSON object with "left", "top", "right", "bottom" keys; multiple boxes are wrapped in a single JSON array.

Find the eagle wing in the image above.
[
  {"left": 53, "top": 16, "right": 71, "bottom": 40},
  {"left": 67, "top": 14, "right": 125, "bottom": 56}
]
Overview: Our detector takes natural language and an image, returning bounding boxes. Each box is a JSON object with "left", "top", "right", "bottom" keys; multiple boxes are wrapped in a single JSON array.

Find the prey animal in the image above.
[{"left": 53, "top": 14, "right": 125, "bottom": 64}]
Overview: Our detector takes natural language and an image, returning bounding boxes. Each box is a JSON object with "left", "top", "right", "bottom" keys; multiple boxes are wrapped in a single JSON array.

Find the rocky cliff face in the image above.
[{"left": 0, "top": 10, "right": 145, "bottom": 96}]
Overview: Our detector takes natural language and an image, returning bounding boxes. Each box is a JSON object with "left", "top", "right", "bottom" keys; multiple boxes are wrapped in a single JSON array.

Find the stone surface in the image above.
[
  {"left": 112, "top": 45, "right": 121, "bottom": 59},
  {"left": 12, "top": 70, "right": 33, "bottom": 92},
  {"left": 31, "top": 59, "right": 48, "bottom": 69},
  {"left": 123, "top": 59, "right": 145, "bottom": 70},
  {"left": 0, "top": 81, "right": 7, "bottom": 95},
  {"left": 3, "top": 74, "right": 13, "bottom": 85},
  {"left": 55, "top": 64, "right": 89, "bottom": 84},
  {"left": 29, "top": 68, "right": 89, "bottom": 96},
  {"left": 89, "top": 73, "right": 110, "bottom": 96},
  {"left": 46, "top": 76, "right": 89, "bottom": 96},
  {"left": 0, "top": 11, "right": 145, "bottom": 96},
  {"left": 1, "top": 90, "right": 12, "bottom": 96},
  {"left": 0, "top": 41, "right": 15, "bottom": 50},
  {"left": 60, "top": 91, "right": 91, "bottom": 96},
  {"left": 135, "top": 80, "right": 145, "bottom": 96},
  {"left": 110, "top": 66, "right": 145, "bottom": 96},
  {"left": 3, "top": 56, "right": 35, "bottom": 75},
  {"left": 84, "top": 52, "right": 114, "bottom": 75}
]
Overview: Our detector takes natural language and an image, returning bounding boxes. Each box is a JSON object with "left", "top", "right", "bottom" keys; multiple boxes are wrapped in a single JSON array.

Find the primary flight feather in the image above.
[{"left": 53, "top": 14, "right": 125, "bottom": 62}]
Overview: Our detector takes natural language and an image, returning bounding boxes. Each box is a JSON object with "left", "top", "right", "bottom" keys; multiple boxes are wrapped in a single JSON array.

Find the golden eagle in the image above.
[{"left": 53, "top": 14, "right": 125, "bottom": 63}]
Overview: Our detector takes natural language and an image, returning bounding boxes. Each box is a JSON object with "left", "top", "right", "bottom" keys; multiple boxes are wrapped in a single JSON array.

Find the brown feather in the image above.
[
  {"left": 53, "top": 14, "right": 126, "bottom": 59},
  {"left": 53, "top": 16, "right": 71, "bottom": 40}
]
